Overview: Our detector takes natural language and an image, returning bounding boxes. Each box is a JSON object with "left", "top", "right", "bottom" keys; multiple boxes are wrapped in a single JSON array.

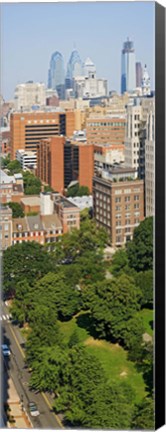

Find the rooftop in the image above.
[{"left": 21, "top": 196, "right": 41, "bottom": 206}]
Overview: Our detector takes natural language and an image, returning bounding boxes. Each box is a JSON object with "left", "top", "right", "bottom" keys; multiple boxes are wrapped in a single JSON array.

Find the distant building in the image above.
[
  {"left": 86, "top": 116, "right": 126, "bottom": 146},
  {"left": 93, "top": 167, "right": 144, "bottom": 247},
  {"left": 48, "top": 51, "right": 65, "bottom": 100},
  {"left": 94, "top": 143, "right": 125, "bottom": 176},
  {"left": 67, "top": 195, "right": 93, "bottom": 211},
  {"left": 0, "top": 170, "right": 24, "bottom": 204},
  {"left": 0, "top": 127, "right": 10, "bottom": 155},
  {"left": 121, "top": 38, "right": 136, "bottom": 94},
  {"left": 74, "top": 72, "right": 107, "bottom": 99},
  {"left": 136, "top": 62, "right": 142, "bottom": 88},
  {"left": 66, "top": 49, "right": 83, "bottom": 90},
  {"left": 54, "top": 194, "right": 80, "bottom": 233},
  {"left": 0, "top": 206, "right": 13, "bottom": 250},
  {"left": 83, "top": 57, "right": 96, "bottom": 77},
  {"left": 14, "top": 81, "right": 46, "bottom": 110},
  {"left": 141, "top": 65, "right": 151, "bottom": 96},
  {"left": 12, "top": 213, "right": 62, "bottom": 246},
  {"left": 145, "top": 100, "right": 155, "bottom": 216},
  {"left": 16, "top": 149, "right": 37, "bottom": 170},
  {"left": 124, "top": 100, "right": 142, "bottom": 172}
]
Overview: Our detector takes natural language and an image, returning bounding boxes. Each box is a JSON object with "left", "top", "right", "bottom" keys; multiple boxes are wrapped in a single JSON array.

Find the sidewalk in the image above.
[{"left": 6, "top": 377, "right": 32, "bottom": 428}]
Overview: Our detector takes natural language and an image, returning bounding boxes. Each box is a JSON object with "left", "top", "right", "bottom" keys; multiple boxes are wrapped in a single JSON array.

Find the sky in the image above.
[{"left": 1, "top": 1, "right": 155, "bottom": 100}]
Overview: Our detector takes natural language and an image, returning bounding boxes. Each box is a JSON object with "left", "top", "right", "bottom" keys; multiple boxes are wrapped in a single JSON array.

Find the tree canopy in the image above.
[
  {"left": 22, "top": 171, "right": 41, "bottom": 195},
  {"left": 126, "top": 217, "right": 153, "bottom": 272},
  {"left": 66, "top": 183, "right": 90, "bottom": 197},
  {"left": 6, "top": 202, "right": 24, "bottom": 218}
]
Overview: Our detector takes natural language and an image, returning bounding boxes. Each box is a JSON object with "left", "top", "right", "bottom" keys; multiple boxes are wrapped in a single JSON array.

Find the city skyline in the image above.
[{"left": 1, "top": 2, "right": 155, "bottom": 100}]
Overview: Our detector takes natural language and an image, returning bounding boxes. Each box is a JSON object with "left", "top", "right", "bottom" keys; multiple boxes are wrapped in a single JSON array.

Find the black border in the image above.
[{"left": 155, "top": 2, "right": 165, "bottom": 429}]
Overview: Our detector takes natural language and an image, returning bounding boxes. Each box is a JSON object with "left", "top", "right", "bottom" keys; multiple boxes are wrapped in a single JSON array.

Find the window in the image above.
[
  {"left": 134, "top": 218, "right": 139, "bottom": 224},
  {"left": 125, "top": 219, "right": 130, "bottom": 225},
  {"left": 116, "top": 206, "right": 121, "bottom": 211},
  {"left": 115, "top": 197, "right": 121, "bottom": 203},
  {"left": 134, "top": 195, "right": 139, "bottom": 201},
  {"left": 124, "top": 189, "right": 131, "bottom": 194},
  {"left": 134, "top": 188, "right": 140, "bottom": 193},
  {"left": 125, "top": 213, "right": 130, "bottom": 218},
  {"left": 116, "top": 221, "right": 121, "bottom": 226},
  {"left": 116, "top": 236, "right": 121, "bottom": 243},
  {"left": 116, "top": 214, "right": 121, "bottom": 219},
  {"left": 115, "top": 190, "right": 122, "bottom": 195},
  {"left": 4, "top": 224, "right": 9, "bottom": 231},
  {"left": 134, "top": 203, "right": 139, "bottom": 209},
  {"left": 125, "top": 196, "right": 130, "bottom": 202},
  {"left": 125, "top": 205, "right": 130, "bottom": 210},
  {"left": 134, "top": 212, "right": 140, "bottom": 217},
  {"left": 116, "top": 229, "right": 121, "bottom": 233},
  {"left": 125, "top": 228, "right": 131, "bottom": 233}
]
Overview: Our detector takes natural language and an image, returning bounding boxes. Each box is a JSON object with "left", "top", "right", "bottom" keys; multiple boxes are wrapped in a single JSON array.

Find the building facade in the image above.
[
  {"left": 0, "top": 206, "right": 13, "bottom": 250},
  {"left": 93, "top": 169, "right": 144, "bottom": 247},
  {"left": 136, "top": 62, "right": 142, "bottom": 88},
  {"left": 14, "top": 82, "right": 46, "bottom": 110},
  {"left": 121, "top": 39, "right": 136, "bottom": 94},
  {"left": 10, "top": 110, "right": 75, "bottom": 160},
  {"left": 124, "top": 101, "right": 142, "bottom": 172},
  {"left": 145, "top": 101, "right": 155, "bottom": 216},
  {"left": 48, "top": 51, "right": 65, "bottom": 100},
  {"left": 86, "top": 116, "right": 126, "bottom": 146},
  {"left": 16, "top": 149, "right": 37, "bottom": 169}
]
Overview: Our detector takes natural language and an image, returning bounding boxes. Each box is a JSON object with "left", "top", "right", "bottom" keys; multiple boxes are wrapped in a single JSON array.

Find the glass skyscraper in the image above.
[
  {"left": 66, "top": 49, "right": 83, "bottom": 90},
  {"left": 121, "top": 39, "right": 136, "bottom": 94},
  {"left": 48, "top": 51, "right": 65, "bottom": 99}
]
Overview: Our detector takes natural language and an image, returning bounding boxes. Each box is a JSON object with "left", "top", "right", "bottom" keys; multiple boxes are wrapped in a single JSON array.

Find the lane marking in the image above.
[
  {"left": 9, "top": 324, "right": 25, "bottom": 358},
  {"left": 8, "top": 323, "right": 63, "bottom": 428},
  {"left": 41, "top": 392, "right": 63, "bottom": 428}
]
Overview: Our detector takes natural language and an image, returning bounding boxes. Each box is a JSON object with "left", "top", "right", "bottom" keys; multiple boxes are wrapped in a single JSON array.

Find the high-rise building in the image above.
[
  {"left": 10, "top": 110, "right": 75, "bottom": 160},
  {"left": 141, "top": 64, "right": 151, "bottom": 96},
  {"left": 93, "top": 168, "right": 144, "bottom": 247},
  {"left": 121, "top": 38, "right": 136, "bottom": 94},
  {"left": 14, "top": 82, "right": 46, "bottom": 110},
  {"left": 136, "top": 62, "right": 142, "bottom": 87},
  {"left": 145, "top": 100, "right": 155, "bottom": 216},
  {"left": 83, "top": 57, "right": 96, "bottom": 77},
  {"left": 66, "top": 49, "right": 83, "bottom": 90},
  {"left": 48, "top": 51, "right": 65, "bottom": 99}
]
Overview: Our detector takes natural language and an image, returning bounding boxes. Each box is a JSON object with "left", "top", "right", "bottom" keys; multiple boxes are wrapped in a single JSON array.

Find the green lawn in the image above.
[
  {"left": 59, "top": 312, "right": 146, "bottom": 403},
  {"left": 137, "top": 308, "right": 153, "bottom": 337}
]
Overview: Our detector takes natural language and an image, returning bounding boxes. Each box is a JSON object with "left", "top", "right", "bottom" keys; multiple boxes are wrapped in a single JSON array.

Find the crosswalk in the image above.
[{"left": 0, "top": 314, "right": 12, "bottom": 321}]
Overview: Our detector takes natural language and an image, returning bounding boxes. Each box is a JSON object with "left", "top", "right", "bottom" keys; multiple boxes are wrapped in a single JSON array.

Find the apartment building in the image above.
[
  {"left": 10, "top": 110, "right": 75, "bottom": 160},
  {"left": 54, "top": 195, "right": 80, "bottom": 233},
  {"left": 93, "top": 167, "right": 144, "bottom": 247},
  {"left": 12, "top": 214, "right": 62, "bottom": 246},
  {"left": 124, "top": 102, "right": 142, "bottom": 171},
  {"left": 36, "top": 136, "right": 65, "bottom": 193},
  {"left": 145, "top": 101, "right": 155, "bottom": 216},
  {"left": 86, "top": 116, "right": 126, "bottom": 146},
  {"left": 0, "top": 170, "right": 24, "bottom": 204}
]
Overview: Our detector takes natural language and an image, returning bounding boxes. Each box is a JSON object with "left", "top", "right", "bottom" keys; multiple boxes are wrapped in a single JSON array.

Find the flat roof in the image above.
[{"left": 21, "top": 196, "right": 41, "bottom": 206}]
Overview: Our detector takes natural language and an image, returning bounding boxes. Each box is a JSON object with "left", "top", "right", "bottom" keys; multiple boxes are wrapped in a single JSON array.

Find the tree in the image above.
[
  {"left": 10, "top": 279, "right": 33, "bottom": 325},
  {"left": 6, "top": 159, "right": 21, "bottom": 174},
  {"left": 132, "top": 397, "right": 154, "bottom": 429},
  {"left": 126, "top": 217, "right": 153, "bottom": 272},
  {"left": 123, "top": 315, "right": 145, "bottom": 361},
  {"left": 3, "top": 242, "right": 53, "bottom": 298},
  {"left": 110, "top": 248, "right": 129, "bottom": 276},
  {"left": 6, "top": 202, "right": 24, "bottom": 218},
  {"left": 66, "top": 184, "right": 90, "bottom": 197},
  {"left": 31, "top": 272, "right": 81, "bottom": 321},
  {"left": 84, "top": 274, "right": 142, "bottom": 341},
  {"left": 22, "top": 171, "right": 41, "bottom": 195},
  {"left": 135, "top": 270, "right": 153, "bottom": 307}
]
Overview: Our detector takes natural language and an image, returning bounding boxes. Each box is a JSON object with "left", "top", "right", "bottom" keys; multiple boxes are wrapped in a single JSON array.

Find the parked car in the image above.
[
  {"left": 28, "top": 402, "right": 40, "bottom": 417},
  {"left": 1, "top": 344, "right": 11, "bottom": 357}
]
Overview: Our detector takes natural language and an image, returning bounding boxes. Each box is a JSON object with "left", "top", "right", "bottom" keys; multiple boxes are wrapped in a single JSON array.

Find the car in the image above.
[
  {"left": 1, "top": 344, "right": 11, "bottom": 357},
  {"left": 28, "top": 402, "right": 40, "bottom": 417}
]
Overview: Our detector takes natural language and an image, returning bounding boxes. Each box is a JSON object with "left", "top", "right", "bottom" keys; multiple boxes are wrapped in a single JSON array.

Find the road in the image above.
[{"left": 1, "top": 301, "right": 63, "bottom": 429}]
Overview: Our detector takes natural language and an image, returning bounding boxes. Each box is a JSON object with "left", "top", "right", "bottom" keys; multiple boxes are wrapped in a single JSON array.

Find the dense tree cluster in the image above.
[
  {"left": 66, "top": 183, "right": 90, "bottom": 197},
  {"left": 3, "top": 216, "right": 154, "bottom": 429}
]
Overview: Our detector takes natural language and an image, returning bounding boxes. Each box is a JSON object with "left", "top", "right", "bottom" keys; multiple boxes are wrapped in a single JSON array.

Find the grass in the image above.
[
  {"left": 137, "top": 308, "right": 153, "bottom": 337},
  {"left": 59, "top": 312, "right": 146, "bottom": 404}
]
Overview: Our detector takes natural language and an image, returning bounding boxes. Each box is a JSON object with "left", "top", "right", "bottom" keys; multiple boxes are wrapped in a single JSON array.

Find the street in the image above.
[{"left": 1, "top": 301, "right": 62, "bottom": 429}]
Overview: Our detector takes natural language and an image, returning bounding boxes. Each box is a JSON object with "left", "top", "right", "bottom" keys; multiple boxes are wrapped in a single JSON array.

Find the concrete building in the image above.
[
  {"left": 0, "top": 206, "right": 13, "bottom": 250},
  {"left": 16, "top": 149, "right": 37, "bottom": 169},
  {"left": 145, "top": 101, "right": 155, "bottom": 216},
  {"left": 0, "top": 170, "right": 24, "bottom": 204},
  {"left": 94, "top": 143, "right": 125, "bottom": 176},
  {"left": 14, "top": 82, "right": 46, "bottom": 110},
  {"left": 93, "top": 167, "right": 144, "bottom": 247},
  {"left": 20, "top": 196, "right": 41, "bottom": 214},
  {"left": 74, "top": 72, "right": 107, "bottom": 99},
  {"left": 40, "top": 192, "right": 54, "bottom": 215},
  {"left": 86, "top": 116, "right": 126, "bottom": 146},
  {"left": 124, "top": 100, "right": 142, "bottom": 172},
  {"left": 67, "top": 195, "right": 93, "bottom": 211},
  {"left": 10, "top": 110, "right": 75, "bottom": 160},
  {"left": 141, "top": 64, "right": 151, "bottom": 96}
]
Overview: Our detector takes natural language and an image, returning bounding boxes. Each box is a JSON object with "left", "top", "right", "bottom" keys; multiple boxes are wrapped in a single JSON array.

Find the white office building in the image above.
[
  {"left": 14, "top": 81, "right": 46, "bottom": 110},
  {"left": 16, "top": 149, "right": 37, "bottom": 169}
]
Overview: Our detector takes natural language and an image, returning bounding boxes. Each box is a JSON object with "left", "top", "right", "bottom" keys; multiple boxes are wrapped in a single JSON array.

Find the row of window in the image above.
[
  {"left": 88, "top": 122, "right": 125, "bottom": 127},
  {"left": 13, "top": 229, "right": 62, "bottom": 238}
]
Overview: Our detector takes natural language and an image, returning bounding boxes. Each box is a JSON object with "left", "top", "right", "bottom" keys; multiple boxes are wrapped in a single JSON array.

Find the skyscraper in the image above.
[
  {"left": 48, "top": 51, "right": 65, "bottom": 99},
  {"left": 136, "top": 62, "right": 142, "bottom": 87},
  {"left": 66, "top": 49, "right": 83, "bottom": 90},
  {"left": 121, "top": 38, "right": 136, "bottom": 94},
  {"left": 141, "top": 64, "right": 151, "bottom": 96}
]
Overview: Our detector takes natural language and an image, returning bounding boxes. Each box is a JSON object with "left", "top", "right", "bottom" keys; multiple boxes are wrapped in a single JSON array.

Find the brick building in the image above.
[
  {"left": 0, "top": 206, "right": 13, "bottom": 250},
  {"left": 54, "top": 195, "right": 80, "bottom": 233},
  {"left": 93, "top": 167, "right": 144, "bottom": 247},
  {"left": 10, "top": 110, "right": 75, "bottom": 160},
  {"left": 37, "top": 137, "right": 94, "bottom": 193}
]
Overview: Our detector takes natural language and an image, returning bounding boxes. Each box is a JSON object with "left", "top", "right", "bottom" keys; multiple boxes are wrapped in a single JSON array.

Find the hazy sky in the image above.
[{"left": 1, "top": 2, "right": 155, "bottom": 100}]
